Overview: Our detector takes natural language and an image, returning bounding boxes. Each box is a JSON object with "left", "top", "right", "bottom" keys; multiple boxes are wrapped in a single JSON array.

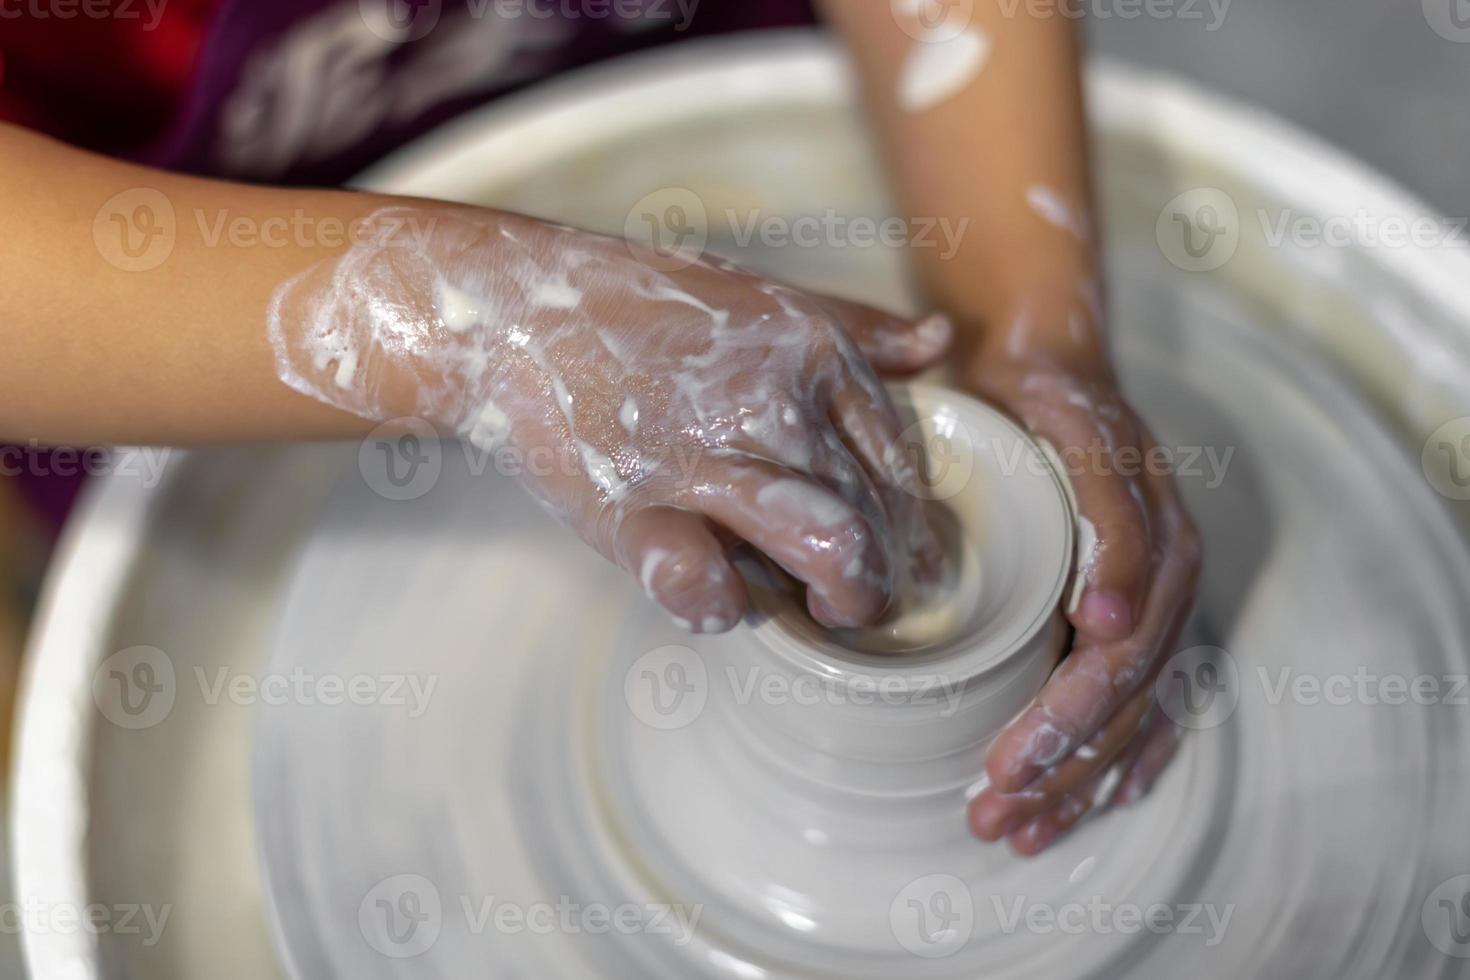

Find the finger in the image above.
[
  {"left": 710, "top": 417, "right": 895, "bottom": 578},
  {"left": 678, "top": 452, "right": 893, "bottom": 627},
  {"left": 1066, "top": 450, "right": 1152, "bottom": 642},
  {"left": 1115, "top": 714, "right": 1183, "bottom": 806},
  {"left": 1005, "top": 763, "right": 1122, "bottom": 856},
  {"left": 826, "top": 374, "right": 943, "bottom": 584},
  {"left": 985, "top": 515, "right": 1199, "bottom": 794},
  {"left": 816, "top": 296, "right": 953, "bottom": 376},
  {"left": 613, "top": 505, "right": 748, "bottom": 634},
  {"left": 969, "top": 680, "right": 1153, "bottom": 840}
]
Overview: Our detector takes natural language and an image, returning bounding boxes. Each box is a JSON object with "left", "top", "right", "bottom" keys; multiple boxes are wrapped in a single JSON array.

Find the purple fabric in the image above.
[{"left": 138, "top": 0, "right": 816, "bottom": 183}]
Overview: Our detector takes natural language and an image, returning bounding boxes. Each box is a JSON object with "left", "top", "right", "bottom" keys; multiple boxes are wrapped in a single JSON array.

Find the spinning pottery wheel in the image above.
[{"left": 15, "top": 34, "right": 1470, "bottom": 980}]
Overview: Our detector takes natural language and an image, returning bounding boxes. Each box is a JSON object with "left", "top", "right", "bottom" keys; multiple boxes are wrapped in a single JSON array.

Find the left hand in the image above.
[{"left": 961, "top": 352, "right": 1202, "bottom": 855}]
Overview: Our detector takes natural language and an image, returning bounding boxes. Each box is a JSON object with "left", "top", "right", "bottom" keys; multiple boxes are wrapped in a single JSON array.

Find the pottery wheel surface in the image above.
[
  {"left": 253, "top": 264, "right": 1470, "bottom": 979},
  {"left": 244, "top": 47, "right": 1470, "bottom": 980}
]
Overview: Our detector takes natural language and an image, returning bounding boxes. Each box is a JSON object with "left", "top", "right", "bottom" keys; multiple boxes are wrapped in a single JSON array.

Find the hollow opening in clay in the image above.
[{"left": 748, "top": 384, "right": 1075, "bottom": 685}]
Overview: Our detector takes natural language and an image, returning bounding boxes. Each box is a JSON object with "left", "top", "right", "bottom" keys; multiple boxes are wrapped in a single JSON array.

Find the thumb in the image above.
[{"left": 818, "top": 297, "right": 953, "bottom": 375}]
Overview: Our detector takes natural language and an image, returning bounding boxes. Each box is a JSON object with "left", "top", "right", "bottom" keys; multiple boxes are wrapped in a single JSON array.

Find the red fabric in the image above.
[{"left": 0, "top": 0, "right": 215, "bottom": 151}]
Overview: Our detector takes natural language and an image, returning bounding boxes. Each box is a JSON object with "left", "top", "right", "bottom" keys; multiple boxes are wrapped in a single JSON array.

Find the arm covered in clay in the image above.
[
  {"left": 0, "top": 121, "right": 951, "bottom": 632},
  {"left": 820, "top": 3, "right": 1202, "bottom": 852}
]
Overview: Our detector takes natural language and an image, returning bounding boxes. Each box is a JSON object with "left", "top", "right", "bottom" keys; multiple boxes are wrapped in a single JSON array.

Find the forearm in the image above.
[
  {"left": 820, "top": 2, "right": 1106, "bottom": 374},
  {"left": 0, "top": 123, "right": 408, "bottom": 445}
]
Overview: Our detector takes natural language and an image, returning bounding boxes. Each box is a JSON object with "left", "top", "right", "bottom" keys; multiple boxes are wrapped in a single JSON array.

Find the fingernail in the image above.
[
  {"left": 1011, "top": 817, "right": 1056, "bottom": 854},
  {"left": 1079, "top": 591, "right": 1133, "bottom": 636},
  {"left": 914, "top": 312, "right": 954, "bottom": 350}
]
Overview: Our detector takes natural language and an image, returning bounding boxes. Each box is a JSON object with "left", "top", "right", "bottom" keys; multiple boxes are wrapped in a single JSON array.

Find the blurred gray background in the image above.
[{"left": 1086, "top": 0, "right": 1469, "bottom": 217}]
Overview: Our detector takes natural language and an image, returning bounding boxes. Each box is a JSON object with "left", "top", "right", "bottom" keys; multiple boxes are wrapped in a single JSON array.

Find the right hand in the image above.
[{"left": 270, "top": 207, "right": 953, "bottom": 632}]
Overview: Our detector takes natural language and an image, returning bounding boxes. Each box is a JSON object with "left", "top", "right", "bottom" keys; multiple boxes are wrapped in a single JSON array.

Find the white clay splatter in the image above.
[
  {"left": 529, "top": 274, "right": 582, "bottom": 310},
  {"left": 1093, "top": 764, "right": 1124, "bottom": 808},
  {"left": 620, "top": 397, "right": 640, "bottom": 435},
  {"left": 639, "top": 548, "right": 670, "bottom": 598},
  {"left": 436, "top": 279, "right": 488, "bottom": 333},
  {"left": 756, "top": 479, "right": 851, "bottom": 527},
  {"left": 1068, "top": 515, "right": 1099, "bottom": 614},
  {"left": 1068, "top": 855, "right": 1098, "bottom": 884},
  {"left": 333, "top": 347, "right": 359, "bottom": 389},
  {"left": 462, "top": 400, "right": 509, "bottom": 452},
  {"left": 897, "top": 29, "right": 992, "bottom": 113},
  {"left": 576, "top": 440, "right": 626, "bottom": 499},
  {"left": 1026, "top": 185, "right": 1091, "bottom": 241}
]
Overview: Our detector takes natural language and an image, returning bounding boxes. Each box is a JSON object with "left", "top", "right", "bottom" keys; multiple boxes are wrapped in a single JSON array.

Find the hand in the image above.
[
  {"left": 961, "top": 353, "right": 1202, "bottom": 855},
  {"left": 269, "top": 207, "right": 952, "bottom": 632}
]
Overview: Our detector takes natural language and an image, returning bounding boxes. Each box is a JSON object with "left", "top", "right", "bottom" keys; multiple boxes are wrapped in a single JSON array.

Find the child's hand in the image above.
[
  {"left": 269, "top": 208, "right": 952, "bottom": 632},
  {"left": 962, "top": 354, "right": 1202, "bottom": 854}
]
